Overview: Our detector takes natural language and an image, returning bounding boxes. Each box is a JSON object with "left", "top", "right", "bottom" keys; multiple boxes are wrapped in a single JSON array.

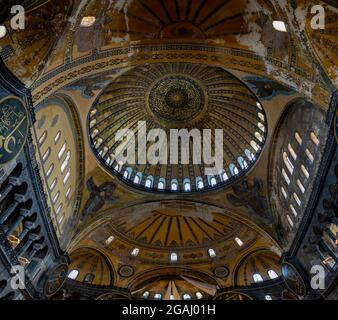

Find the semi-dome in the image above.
[{"left": 88, "top": 62, "right": 267, "bottom": 193}]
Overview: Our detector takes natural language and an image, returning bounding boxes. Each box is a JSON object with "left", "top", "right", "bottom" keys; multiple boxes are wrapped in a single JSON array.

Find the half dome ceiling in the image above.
[{"left": 89, "top": 62, "right": 266, "bottom": 193}]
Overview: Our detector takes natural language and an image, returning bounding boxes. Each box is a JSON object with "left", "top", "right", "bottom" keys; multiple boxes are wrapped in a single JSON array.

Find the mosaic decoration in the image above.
[
  {"left": 96, "top": 292, "right": 131, "bottom": 300},
  {"left": 148, "top": 75, "right": 206, "bottom": 127},
  {"left": 243, "top": 76, "right": 294, "bottom": 101},
  {"left": 0, "top": 97, "right": 29, "bottom": 165},
  {"left": 281, "top": 262, "right": 307, "bottom": 297},
  {"left": 118, "top": 265, "right": 134, "bottom": 278},
  {"left": 213, "top": 291, "right": 253, "bottom": 300},
  {"left": 43, "top": 264, "right": 68, "bottom": 297},
  {"left": 88, "top": 62, "right": 267, "bottom": 193},
  {"left": 227, "top": 178, "right": 271, "bottom": 224},
  {"left": 213, "top": 266, "right": 229, "bottom": 278},
  {"left": 81, "top": 177, "right": 119, "bottom": 220}
]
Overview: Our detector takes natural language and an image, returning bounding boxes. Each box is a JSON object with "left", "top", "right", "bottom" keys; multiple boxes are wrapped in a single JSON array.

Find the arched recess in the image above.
[
  {"left": 33, "top": 94, "right": 85, "bottom": 248},
  {"left": 268, "top": 98, "right": 329, "bottom": 249},
  {"left": 68, "top": 247, "right": 114, "bottom": 286},
  {"left": 233, "top": 249, "right": 281, "bottom": 286},
  {"left": 127, "top": 267, "right": 219, "bottom": 300}
]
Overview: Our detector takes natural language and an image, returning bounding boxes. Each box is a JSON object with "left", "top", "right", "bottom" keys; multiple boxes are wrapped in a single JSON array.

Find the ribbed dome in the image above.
[{"left": 88, "top": 62, "right": 266, "bottom": 193}]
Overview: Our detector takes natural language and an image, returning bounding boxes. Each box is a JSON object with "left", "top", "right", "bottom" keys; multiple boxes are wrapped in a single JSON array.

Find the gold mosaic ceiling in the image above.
[{"left": 89, "top": 62, "right": 266, "bottom": 193}]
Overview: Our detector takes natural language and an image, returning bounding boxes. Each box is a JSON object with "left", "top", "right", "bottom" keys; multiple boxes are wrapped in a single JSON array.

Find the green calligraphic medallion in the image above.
[{"left": 0, "top": 97, "right": 29, "bottom": 165}]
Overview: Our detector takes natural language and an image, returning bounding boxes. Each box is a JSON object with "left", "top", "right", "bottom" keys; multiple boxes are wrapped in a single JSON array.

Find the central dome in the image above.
[
  {"left": 88, "top": 62, "right": 267, "bottom": 193},
  {"left": 147, "top": 75, "right": 207, "bottom": 127}
]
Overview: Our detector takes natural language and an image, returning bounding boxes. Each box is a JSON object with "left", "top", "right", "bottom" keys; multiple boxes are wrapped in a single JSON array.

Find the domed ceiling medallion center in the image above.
[{"left": 147, "top": 75, "right": 207, "bottom": 127}]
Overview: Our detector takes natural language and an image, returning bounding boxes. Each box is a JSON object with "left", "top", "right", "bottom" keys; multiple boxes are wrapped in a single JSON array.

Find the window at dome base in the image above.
[{"left": 88, "top": 63, "right": 267, "bottom": 194}]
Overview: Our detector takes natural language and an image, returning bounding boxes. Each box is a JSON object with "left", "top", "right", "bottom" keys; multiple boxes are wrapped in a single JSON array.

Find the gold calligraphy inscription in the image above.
[{"left": 0, "top": 97, "right": 28, "bottom": 164}]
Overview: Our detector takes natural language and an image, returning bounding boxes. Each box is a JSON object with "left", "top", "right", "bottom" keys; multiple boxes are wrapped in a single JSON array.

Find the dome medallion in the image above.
[
  {"left": 147, "top": 75, "right": 207, "bottom": 128},
  {"left": 88, "top": 62, "right": 267, "bottom": 193}
]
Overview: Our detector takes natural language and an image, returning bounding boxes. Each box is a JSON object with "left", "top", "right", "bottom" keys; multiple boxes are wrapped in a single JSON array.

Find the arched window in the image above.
[
  {"left": 268, "top": 270, "right": 279, "bottom": 279},
  {"left": 46, "top": 164, "right": 54, "bottom": 178},
  {"left": 258, "top": 112, "right": 265, "bottom": 122},
  {"left": 54, "top": 131, "right": 61, "bottom": 144},
  {"left": 170, "top": 252, "right": 178, "bottom": 262},
  {"left": 99, "top": 146, "right": 108, "bottom": 158},
  {"left": 301, "top": 165, "right": 310, "bottom": 179},
  {"left": 50, "top": 178, "right": 57, "bottom": 192},
  {"left": 158, "top": 178, "right": 166, "bottom": 190},
  {"left": 196, "top": 292, "right": 203, "bottom": 299},
  {"left": 56, "top": 203, "right": 63, "bottom": 215},
  {"left": 105, "top": 235, "right": 115, "bottom": 245},
  {"left": 144, "top": 177, "right": 154, "bottom": 189},
  {"left": 310, "top": 132, "right": 320, "bottom": 146},
  {"left": 42, "top": 148, "right": 51, "bottom": 162},
  {"left": 63, "top": 169, "right": 71, "bottom": 185},
  {"left": 293, "top": 193, "right": 301, "bottom": 206},
  {"left": 143, "top": 291, "right": 150, "bottom": 299},
  {"left": 89, "top": 119, "right": 97, "bottom": 128},
  {"left": 58, "top": 213, "right": 65, "bottom": 225},
  {"left": 219, "top": 170, "right": 228, "bottom": 182},
  {"left": 183, "top": 294, "right": 191, "bottom": 300},
  {"left": 290, "top": 204, "right": 298, "bottom": 217},
  {"left": 94, "top": 138, "right": 103, "bottom": 148},
  {"left": 265, "top": 295, "right": 273, "bottom": 300},
  {"left": 281, "top": 187, "right": 288, "bottom": 199},
  {"left": 234, "top": 237, "right": 243, "bottom": 246},
  {"left": 38, "top": 131, "right": 47, "bottom": 146},
  {"left": 171, "top": 180, "right": 178, "bottom": 191},
  {"left": 91, "top": 129, "right": 99, "bottom": 139},
  {"left": 282, "top": 169, "right": 290, "bottom": 185},
  {"left": 131, "top": 248, "right": 140, "bottom": 257},
  {"left": 257, "top": 122, "right": 265, "bottom": 132},
  {"left": 253, "top": 273, "right": 263, "bottom": 283},
  {"left": 123, "top": 168, "right": 132, "bottom": 180},
  {"left": 184, "top": 181, "right": 191, "bottom": 192},
  {"left": 52, "top": 191, "right": 60, "bottom": 204},
  {"left": 288, "top": 143, "right": 297, "bottom": 161},
  {"left": 250, "top": 140, "right": 260, "bottom": 152},
  {"left": 208, "top": 249, "right": 216, "bottom": 258},
  {"left": 255, "top": 131, "right": 263, "bottom": 142},
  {"left": 68, "top": 270, "right": 79, "bottom": 280},
  {"left": 84, "top": 273, "right": 95, "bottom": 284},
  {"left": 58, "top": 143, "right": 67, "bottom": 160},
  {"left": 238, "top": 157, "right": 248, "bottom": 170},
  {"left": 61, "top": 151, "right": 71, "bottom": 174},
  {"left": 283, "top": 152, "right": 294, "bottom": 174},
  {"left": 295, "top": 132, "right": 302, "bottom": 145},
  {"left": 114, "top": 161, "right": 123, "bottom": 172},
  {"left": 154, "top": 293, "right": 162, "bottom": 300},
  {"left": 229, "top": 163, "right": 239, "bottom": 176},
  {"left": 287, "top": 215, "right": 294, "bottom": 227},
  {"left": 209, "top": 176, "right": 217, "bottom": 187},
  {"left": 245, "top": 149, "right": 255, "bottom": 161},
  {"left": 133, "top": 173, "right": 142, "bottom": 184},
  {"left": 65, "top": 187, "right": 71, "bottom": 199},
  {"left": 297, "top": 179, "right": 305, "bottom": 194},
  {"left": 196, "top": 177, "right": 204, "bottom": 190},
  {"left": 305, "top": 149, "right": 314, "bottom": 163}
]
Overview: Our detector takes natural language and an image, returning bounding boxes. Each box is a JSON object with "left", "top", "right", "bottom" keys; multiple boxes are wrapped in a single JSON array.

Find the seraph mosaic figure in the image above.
[
  {"left": 227, "top": 177, "right": 272, "bottom": 224},
  {"left": 81, "top": 177, "right": 118, "bottom": 220}
]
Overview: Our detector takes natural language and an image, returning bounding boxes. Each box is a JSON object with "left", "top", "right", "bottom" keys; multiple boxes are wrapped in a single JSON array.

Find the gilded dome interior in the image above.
[
  {"left": 89, "top": 62, "right": 266, "bottom": 193},
  {"left": 0, "top": 0, "right": 337, "bottom": 303}
]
